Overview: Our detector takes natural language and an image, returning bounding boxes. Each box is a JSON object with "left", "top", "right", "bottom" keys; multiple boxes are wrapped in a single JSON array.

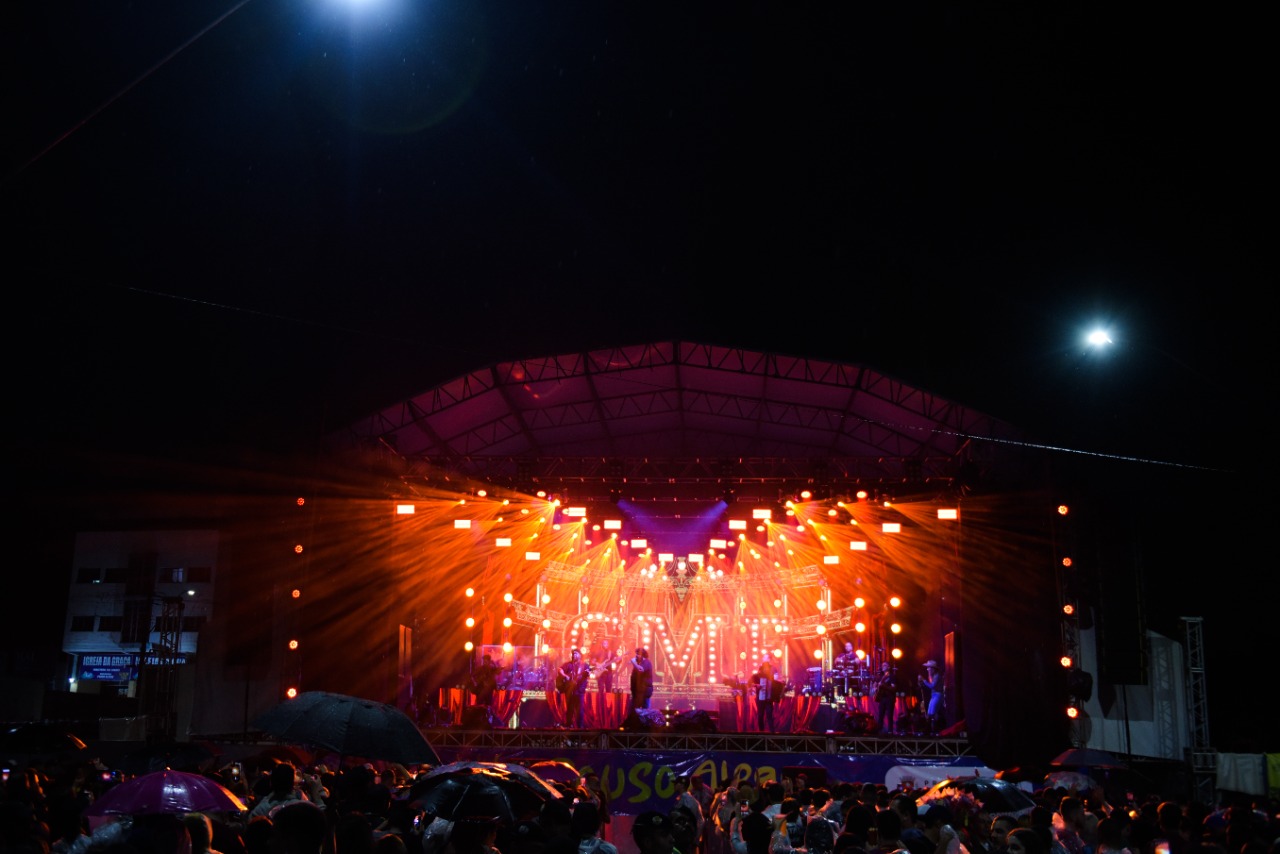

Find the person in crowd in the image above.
[
  {"left": 873, "top": 662, "right": 898, "bottom": 734},
  {"left": 741, "top": 798, "right": 775, "bottom": 854},
  {"left": 1030, "top": 806, "right": 1068, "bottom": 854},
  {"left": 710, "top": 785, "right": 741, "bottom": 854},
  {"left": 690, "top": 775, "right": 716, "bottom": 851},
  {"left": 1153, "top": 802, "right": 1190, "bottom": 854},
  {"left": 918, "top": 660, "right": 944, "bottom": 731},
  {"left": 557, "top": 649, "right": 591, "bottom": 729},
  {"left": 335, "top": 813, "right": 375, "bottom": 854},
  {"left": 445, "top": 815, "right": 503, "bottom": 854},
  {"left": 1094, "top": 817, "right": 1132, "bottom": 854},
  {"left": 779, "top": 798, "right": 807, "bottom": 850},
  {"left": 824, "top": 782, "right": 855, "bottom": 826},
  {"left": 181, "top": 814, "right": 223, "bottom": 854},
  {"left": 1008, "top": 828, "right": 1049, "bottom": 854},
  {"left": 920, "top": 803, "right": 970, "bottom": 854},
  {"left": 582, "top": 772, "right": 612, "bottom": 843},
  {"left": 630, "top": 647, "right": 655, "bottom": 710},
  {"left": 987, "top": 815, "right": 1021, "bottom": 854},
  {"left": 242, "top": 816, "right": 273, "bottom": 854},
  {"left": 803, "top": 793, "right": 840, "bottom": 854},
  {"left": 1053, "top": 797, "right": 1092, "bottom": 854},
  {"left": 671, "top": 805, "right": 701, "bottom": 854},
  {"left": 632, "top": 811, "right": 677, "bottom": 854},
  {"left": 249, "top": 764, "right": 324, "bottom": 819},
  {"left": 868, "top": 806, "right": 905, "bottom": 854},
  {"left": 267, "top": 802, "right": 330, "bottom": 854},
  {"left": 838, "top": 803, "right": 876, "bottom": 852},
  {"left": 45, "top": 792, "right": 90, "bottom": 854},
  {"left": 569, "top": 801, "right": 616, "bottom": 854},
  {"left": 673, "top": 777, "right": 706, "bottom": 851}
]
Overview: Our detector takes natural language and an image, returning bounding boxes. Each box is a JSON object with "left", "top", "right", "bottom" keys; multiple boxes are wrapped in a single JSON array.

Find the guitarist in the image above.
[{"left": 557, "top": 648, "right": 592, "bottom": 728}]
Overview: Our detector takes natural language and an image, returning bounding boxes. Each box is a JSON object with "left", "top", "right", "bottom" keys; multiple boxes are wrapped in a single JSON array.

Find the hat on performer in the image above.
[{"left": 924, "top": 660, "right": 938, "bottom": 669}]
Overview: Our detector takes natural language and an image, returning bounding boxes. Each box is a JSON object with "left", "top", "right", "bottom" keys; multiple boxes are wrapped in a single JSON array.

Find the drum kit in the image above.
[
  {"left": 804, "top": 663, "right": 873, "bottom": 705},
  {"left": 498, "top": 664, "right": 548, "bottom": 691}
]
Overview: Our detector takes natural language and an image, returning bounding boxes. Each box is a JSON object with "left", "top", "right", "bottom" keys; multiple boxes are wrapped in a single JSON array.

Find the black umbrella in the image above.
[
  {"left": 252, "top": 691, "right": 441, "bottom": 766},
  {"left": 410, "top": 767, "right": 559, "bottom": 825},
  {"left": 411, "top": 773, "right": 523, "bottom": 826},
  {"left": 919, "top": 777, "right": 1037, "bottom": 816},
  {"left": 0, "top": 723, "right": 89, "bottom": 766}
]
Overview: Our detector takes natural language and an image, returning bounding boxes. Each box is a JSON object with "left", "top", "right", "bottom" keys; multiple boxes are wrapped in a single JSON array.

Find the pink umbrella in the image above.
[{"left": 85, "top": 770, "right": 247, "bottom": 816}]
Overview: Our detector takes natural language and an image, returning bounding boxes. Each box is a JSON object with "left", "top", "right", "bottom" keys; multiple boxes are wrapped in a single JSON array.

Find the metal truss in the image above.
[{"left": 1182, "top": 617, "right": 1215, "bottom": 805}]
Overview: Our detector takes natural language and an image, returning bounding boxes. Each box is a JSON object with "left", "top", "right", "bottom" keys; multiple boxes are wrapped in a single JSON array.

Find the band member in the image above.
[
  {"left": 558, "top": 649, "right": 591, "bottom": 728},
  {"left": 594, "top": 639, "right": 619, "bottom": 692},
  {"left": 469, "top": 653, "right": 501, "bottom": 706},
  {"left": 833, "top": 641, "right": 860, "bottom": 696},
  {"left": 753, "top": 654, "right": 780, "bottom": 732},
  {"left": 835, "top": 641, "right": 859, "bottom": 669},
  {"left": 919, "top": 659, "right": 944, "bottom": 730},
  {"left": 873, "top": 661, "right": 898, "bottom": 734},
  {"left": 629, "top": 646, "right": 654, "bottom": 709}
]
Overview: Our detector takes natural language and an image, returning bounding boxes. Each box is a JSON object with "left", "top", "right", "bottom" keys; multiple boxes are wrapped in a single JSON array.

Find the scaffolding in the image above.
[
  {"left": 144, "top": 596, "right": 185, "bottom": 742},
  {"left": 1182, "top": 616, "right": 1215, "bottom": 804}
]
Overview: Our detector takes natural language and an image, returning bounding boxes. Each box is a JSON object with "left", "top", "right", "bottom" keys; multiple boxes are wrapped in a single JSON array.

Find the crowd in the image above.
[{"left": 1, "top": 753, "right": 1276, "bottom": 854}]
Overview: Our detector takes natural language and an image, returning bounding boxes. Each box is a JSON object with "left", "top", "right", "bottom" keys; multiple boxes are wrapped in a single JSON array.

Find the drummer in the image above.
[
  {"left": 835, "top": 641, "right": 859, "bottom": 670},
  {"left": 832, "top": 641, "right": 860, "bottom": 696}
]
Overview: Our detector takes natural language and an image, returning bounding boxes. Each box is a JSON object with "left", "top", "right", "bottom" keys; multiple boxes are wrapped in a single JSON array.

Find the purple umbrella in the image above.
[{"left": 84, "top": 770, "right": 247, "bottom": 816}]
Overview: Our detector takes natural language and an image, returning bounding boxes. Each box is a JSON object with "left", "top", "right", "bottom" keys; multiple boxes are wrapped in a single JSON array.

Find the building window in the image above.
[
  {"left": 182, "top": 616, "right": 208, "bottom": 633},
  {"left": 98, "top": 616, "right": 123, "bottom": 633},
  {"left": 188, "top": 566, "right": 212, "bottom": 583},
  {"left": 159, "top": 567, "right": 186, "bottom": 583},
  {"left": 103, "top": 567, "right": 130, "bottom": 584},
  {"left": 76, "top": 568, "right": 102, "bottom": 584},
  {"left": 70, "top": 616, "right": 95, "bottom": 632}
]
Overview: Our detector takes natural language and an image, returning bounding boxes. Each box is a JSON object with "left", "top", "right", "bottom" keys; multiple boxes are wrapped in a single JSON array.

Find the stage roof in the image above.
[{"left": 324, "top": 341, "right": 1028, "bottom": 498}]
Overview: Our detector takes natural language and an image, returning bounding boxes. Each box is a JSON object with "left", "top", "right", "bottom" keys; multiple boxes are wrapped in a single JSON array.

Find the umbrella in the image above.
[
  {"left": 252, "top": 691, "right": 441, "bottom": 766},
  {"left": 411, "top": 773, "right": 525, "bottom": 826},
  {"left": 918, "top": 777, "right": 1037, "bottom": 817},
  {"left": 1044, "top": 771, "right": 1096, "bottom": 793},
  {"left": 411, "top": 765, "right": 560, "bottom": 825},
  {"left": 114, "top": 741, "right": 218, "bottom": 775},
  {"left": 1050, "top": 747, "right": 1128, "bottom": 769},
  {"left": 0, "top": 723, "right": 89, "bottom": 765},
  {"left": 421, "top": 761, "right": 562, "bottom": 801},
  {"left": 84, "top": 770, "right": 247, "bottom": 816},
  {"left": 526, "top": 760, "right": 582, "bottom": 786}
]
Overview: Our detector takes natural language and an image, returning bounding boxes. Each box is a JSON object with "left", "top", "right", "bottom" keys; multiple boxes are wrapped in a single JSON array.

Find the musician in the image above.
[
  {"left": 629, "top": 646, "right": 654, "bottom": 709},
  {"left": 752, "top": 654, "right": 780, "bottom": 732},
  {"left": 593, "top": 639, "right": 619, "bottom": 692},
  {"left": 834, "top": 641, "right": 860, "bottom": 696},
  {"left": 873, "top": 661, "right": 898, "bottom": 734},
  {"left": 469, "top": 653, "right": 501, "bottom": 706},
  {"left": 558, "top": 648, "right": 591, "bottom": 728},
  {"left": 919, "top": 659, "right": 943, "bottom": 731},
  {"left": 835, "top": 641, "right": 859, "bottom": 669}
]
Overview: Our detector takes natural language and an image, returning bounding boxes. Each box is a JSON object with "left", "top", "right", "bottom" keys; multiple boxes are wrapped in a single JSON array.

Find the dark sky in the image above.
[{"left": 6, "top": 4, "right": 1274, "bottom": 749}]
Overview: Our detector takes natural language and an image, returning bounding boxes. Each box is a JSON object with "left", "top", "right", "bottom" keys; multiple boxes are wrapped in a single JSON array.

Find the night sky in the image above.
[{"left": 5, "top": 4, "right": 1274, "bottom": 750}]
